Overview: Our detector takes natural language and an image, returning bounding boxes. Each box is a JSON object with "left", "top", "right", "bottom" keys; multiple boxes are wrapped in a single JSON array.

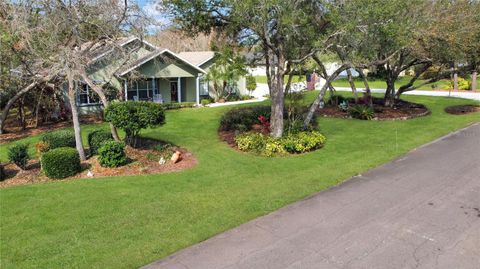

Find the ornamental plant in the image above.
[
  {"left": 97, "top": 141, "right": 127, "bottom": 168},
  {"left": 8, "top": 144, "right": 30, "bottom": 170},
  {"left": 104, "top": 101, "right": 166, "bottom": 146},
  {"left": 41, "top": 147, "right": 81, "bottom": 179}
]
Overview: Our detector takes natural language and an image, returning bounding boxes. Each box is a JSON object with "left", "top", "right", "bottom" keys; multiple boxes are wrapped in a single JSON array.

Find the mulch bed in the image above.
[
  {"left": 317, "top": 99, "right": 430, "bottom": 120},
  {"left": 0, "top": 139, "right": 197, "bottom": 188},
  {"left": 445, "top": 105, "right": 480, "bottom": 115},
  {"left": 0, "top": 116, "right": 102, "bottom": 144}
]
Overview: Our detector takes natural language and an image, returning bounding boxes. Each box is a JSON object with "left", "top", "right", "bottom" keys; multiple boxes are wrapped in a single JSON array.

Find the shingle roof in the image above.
[{"left": 177, "top": 51, "right": 215, "bottom": 67}]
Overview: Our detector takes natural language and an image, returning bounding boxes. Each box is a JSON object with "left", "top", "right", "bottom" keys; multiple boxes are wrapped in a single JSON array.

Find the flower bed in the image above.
[{"left": 219, "top": 105, "right": 326, "bottom": 156}]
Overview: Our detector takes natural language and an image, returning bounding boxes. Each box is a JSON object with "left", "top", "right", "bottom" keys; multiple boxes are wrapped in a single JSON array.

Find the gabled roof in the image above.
[
  {"left": 177, "top": 51, "right": 215, "bottom": 67},
  {"left": 116, "top": 48, "right": 207, "bottom": 76}
]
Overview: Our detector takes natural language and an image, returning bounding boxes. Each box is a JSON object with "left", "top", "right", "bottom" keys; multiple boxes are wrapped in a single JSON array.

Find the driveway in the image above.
[{"left": 143, "top": 123, "right": 480, "bottom": 269}]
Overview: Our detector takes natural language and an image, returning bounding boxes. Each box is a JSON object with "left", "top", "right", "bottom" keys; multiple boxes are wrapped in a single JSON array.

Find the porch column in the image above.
[
  {"left": 195, "top": 75, "right": 200, "bottom": 105},
  {"left": 177, "top": 77, "right": 182, "bottom": 102},
  {"left": 124, "top": 79, "right": 128, "bottom": 100},
  {"left": 152, "top": 77, "right": 156, "bottom": 95}
]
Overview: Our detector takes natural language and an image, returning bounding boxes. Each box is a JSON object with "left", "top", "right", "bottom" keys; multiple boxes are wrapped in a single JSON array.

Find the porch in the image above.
[{"left": 123, "top": 76, "right": 208, "bottom": 104}]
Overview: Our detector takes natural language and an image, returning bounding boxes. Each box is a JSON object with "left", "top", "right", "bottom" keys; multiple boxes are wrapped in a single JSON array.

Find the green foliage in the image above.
[
  {"left": 246, "top": 75, "right": 256, "bottom": 94},
  {"left": 235, "top": 131, "right": 326, "bottom": 156},
  {"left": 349, "top": 104, "right": 374, "bottom": 120},
  {"left": 87, "top": 130, "right": 113, "bottom": 155},
  {"left": 220, "top": 106, "right": 271, "bottom": 131},
  {"left": 8, "top": 144, "right": 30, "bottom": 170},
  {"left": 97, "top": 141, "right": 127, "bottom": 168},
  {"left": 201, "top": 98, "right": 212, "bottom": 106},
  {"left": 162, "top": 102, "right": 196, "bottom": 110},
  {"left": 41, "top": 147, "right": 81, "bottom": 179},
  {"left": 104, "top": 101, "right": 166, "bottom": 146},
  {"left": 42, "top": 130, "right": 76, "bottom": 150},
  {"left": 450, "top": 77, "right": 470, "bottom": 91},
  {"left": 327, "top": 94, "right": 347, "bottom": 106},
  {"left": 0, "top": 165, "right": 5, "bottom": 181}
]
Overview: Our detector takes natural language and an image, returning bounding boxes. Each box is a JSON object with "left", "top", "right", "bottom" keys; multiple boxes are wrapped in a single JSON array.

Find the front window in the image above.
[
  {"left": 77, "top": 83, "right": 100, "bottom": 105},
  {"left": 199, "top": 77, "right": 209, "bottom": 95},
  {"left": 127, "top": 79, "right": 155, "bottom": 101}
]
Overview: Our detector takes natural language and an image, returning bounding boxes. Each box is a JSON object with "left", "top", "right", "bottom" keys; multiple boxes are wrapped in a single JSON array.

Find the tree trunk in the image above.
[
  {"left": 18, "top": 97, "right": 26, "bottom": 130},
  {"left": 269, "top": 54, "right": 285, "bottom": 138},
  {"left": 303, "top": 64, "right": 349, "bottom": 129},
  {"left": 453, "top": 72, "right": 458, "bottom": 91},
  {"left": 34, "top": 88, "right": 45, "bottom": 128},
  {"left": 356, "top": 68, "right": 373, "bottom": 107},
  {"left": 67, "top": 74, "right": 86, "bottom": 161},
  {"left": 0, "top": 75, "right": 54, "bottom": 134},
  {"left": 346, "top": 68, "right": 359, "bottom": 103},
  {"left": 80, "top": 72, "right": 120, "bottom": 141},
  {"left": 471, "top": 71, "right": 477, "bottom": 91},
  {"left": 384, "top": 75, "right": 396, "bottom": 107}
]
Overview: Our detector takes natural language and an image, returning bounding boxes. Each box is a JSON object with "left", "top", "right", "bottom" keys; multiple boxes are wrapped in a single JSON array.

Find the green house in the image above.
[{"left": 68, "top": 37, "right": 246, "bottom": 114}]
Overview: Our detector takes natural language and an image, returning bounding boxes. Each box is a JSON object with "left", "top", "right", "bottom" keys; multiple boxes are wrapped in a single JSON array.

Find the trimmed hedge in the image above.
[
  {"left": 88, "top": 130, "right": 113, "bottom": 155},
  {"left": 163, "top": 102, "right": 196, "bottom": 110},
  {"left": 8, "top": 144, "right": 30, "bottom": 170},
  {"left": 41, "top": 147, "right": 81, "bottom": 179},
  {"left": 98, "top": 141, "right": 127, "bottom": 168},
  {"left": 42, "top": 130, "right": 76, "bottom": 150}
]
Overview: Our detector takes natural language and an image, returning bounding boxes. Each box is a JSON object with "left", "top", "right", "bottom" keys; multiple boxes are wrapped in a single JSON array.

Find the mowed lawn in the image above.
[{"left": 0, "top": 93, "right": 479, "bottom": 269}]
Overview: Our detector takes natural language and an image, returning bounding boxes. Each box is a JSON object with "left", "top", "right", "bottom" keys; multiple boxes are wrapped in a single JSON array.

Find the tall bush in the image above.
[
  {"left": 8, "top": 144, "right": 30, "bottom": 170},
  {"left": 88, "top": 129, "right": 113, "bottom": 155},
  {"left": 104, "top": 101, "right": 166, "bottom": 146}
]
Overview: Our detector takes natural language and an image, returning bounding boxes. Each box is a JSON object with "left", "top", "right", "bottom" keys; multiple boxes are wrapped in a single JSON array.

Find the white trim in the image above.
[
  {"left": 196, "top": 55, "right": 216, "bottom": 67},
  {"left": 124, "top": 79, "right": 128, "bottom": 100},
  {"left": 196, "top": 76, "right": 200, "bottom": 105},
  {"left": 177, "top": 77, "right": 182, "bottom": 102},
  {"left": 90, "top": 36, "right": 138, "bottom": 63},
  {"left": 117, "top": 49, "right": 208, "bottom": 76}
]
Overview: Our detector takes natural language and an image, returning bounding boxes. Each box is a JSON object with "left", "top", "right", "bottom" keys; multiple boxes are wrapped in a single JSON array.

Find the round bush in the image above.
[
  {"left": 42, "top": 130, "right": 76, "bottom": 150},
  {"left": 41, "top": 147, "right": 81, "bottom": 179},
  {"left": 220, "top": 106, "right": 271, "bottom": 131},
  {"left": 97, "top": 141, "right": 127, "bottom": 168},
  {"left": 8, "top": 143, "right": 30, "bottom": 170},
  {"left": 104, "top": 101, "right": 165, "bottom": 146},
  {"left": 88, "top": 129, "right": 113, "bottom": 155}
]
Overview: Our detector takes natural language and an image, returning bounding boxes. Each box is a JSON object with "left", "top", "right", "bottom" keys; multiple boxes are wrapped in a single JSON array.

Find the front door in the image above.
[{"left": 170, "top": 81, "right": 178, "bottom": 102}]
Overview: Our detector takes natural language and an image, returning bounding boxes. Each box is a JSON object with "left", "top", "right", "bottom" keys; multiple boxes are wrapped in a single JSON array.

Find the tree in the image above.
[
  {"left": 1, "top": 0, "right": 148, "bottom": 159},
  {"left": 104, "top": 101, "right": 166, "bottom": 147},
  {"left": 246, "top": 75, "right": 256, "bottom": 96},
  {"left": 206, "top": 48, "right": 247, "bottom": 102},
  {"left": 162, "top": 0, "right": 332, "bottom": 138}
]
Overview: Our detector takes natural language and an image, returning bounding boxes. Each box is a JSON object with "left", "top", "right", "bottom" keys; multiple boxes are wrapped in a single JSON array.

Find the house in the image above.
[{"left": 69, "top": 37, "right": 247, "bottom": 114}]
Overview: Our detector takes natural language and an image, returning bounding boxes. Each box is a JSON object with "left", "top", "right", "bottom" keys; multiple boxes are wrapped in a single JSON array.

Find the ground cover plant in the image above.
[{"left": 0, "top": 93, "right": 479, "bottom": 268}]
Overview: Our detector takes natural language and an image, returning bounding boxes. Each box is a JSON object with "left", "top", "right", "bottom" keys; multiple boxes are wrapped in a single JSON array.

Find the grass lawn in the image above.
[
  {"left": 1, "top": 93, "right": 479, "bottom": 268},
  {"left": 254, "top": 75, "right": 480, "bottom": 91}
]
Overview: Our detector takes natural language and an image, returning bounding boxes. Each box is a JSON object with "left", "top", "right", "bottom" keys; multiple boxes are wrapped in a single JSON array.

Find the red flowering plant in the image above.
[{"left": 258, "top": 115, "right": 270, "bottom": 134}]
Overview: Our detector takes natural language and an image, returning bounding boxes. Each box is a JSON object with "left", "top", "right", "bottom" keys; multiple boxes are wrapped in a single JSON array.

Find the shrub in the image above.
[
  {"left": 105, "top": 101, "right": 166, "bottom": 146},
  {"left": 235, "top": 131, "right": 326, "bottom": 156},
  {"left": 338, "top": 100, "right": 349, "bottom": 112},
  {"left": 349, "top": 104, "right": 374, "bottom": 120},
  {"left": 327, "top": 94, "right": 347, "bottom": 106},
  {"left": 162, "top": 102, "right": 196, "bottom": 110},
  {"left": 450, "top": 77, "right": 470, "bottom": 91},
  {"left": 246, "top": 75, "right": 257, "bottom": 95},
  {"left": 97, "top": 141, "right": 127, "bottom": 168},
  {"left": 0, "top": 165, "right": 6, "bottom": 181},
  {"left": 41, "top": 147, "right": 81, "bottom": 179},
  {"left": 201, "top": 98, "right": 211, "bottom": 106},
  {"left": 8, "top": 144, "right": 30, "bottom": 170},
  {"left": 35, "top": 141, "right": 50, "bottom": 154},
  {"left": 282, "top": 131, "right": 327, "bottom": 153},
  {"left": 220, "top": 106, "right": 271, "bottom": 131},
  {"left": 42, "top": 130, "right": 76, "bottom": 150},
  {"left": 88, "top": 129, "right": 113, "bottom": 155}
]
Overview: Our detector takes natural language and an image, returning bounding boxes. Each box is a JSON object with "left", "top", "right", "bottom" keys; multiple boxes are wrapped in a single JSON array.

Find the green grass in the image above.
[
  {"left": 1, "top": 93, "right": 479, "bottom": 269},
  {"left": 254, "top": 75, "right": 480, "bottom": 91}
]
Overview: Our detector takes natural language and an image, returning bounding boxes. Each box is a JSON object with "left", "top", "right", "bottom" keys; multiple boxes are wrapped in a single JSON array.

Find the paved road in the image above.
[{"left": 143, "top": 124, "right": 480, "bottom": 269}]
